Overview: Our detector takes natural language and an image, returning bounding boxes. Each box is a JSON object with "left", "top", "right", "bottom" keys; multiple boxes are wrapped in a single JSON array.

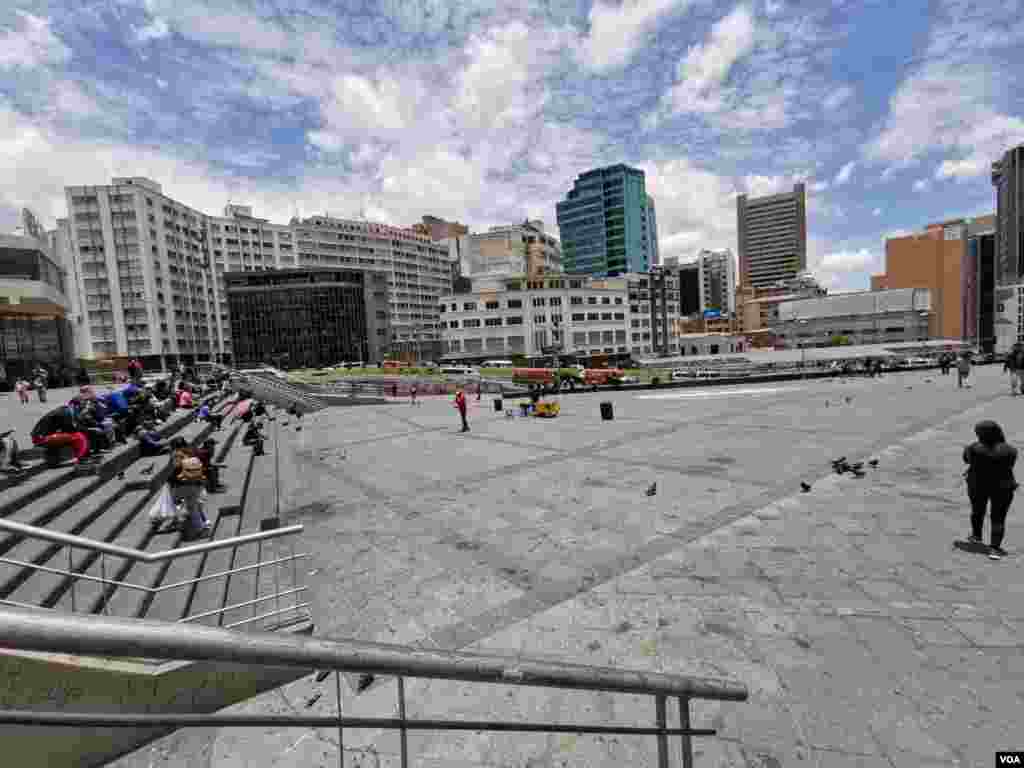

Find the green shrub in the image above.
[{"left": 651, "top": 376, "right": 661, "bottom": 387}]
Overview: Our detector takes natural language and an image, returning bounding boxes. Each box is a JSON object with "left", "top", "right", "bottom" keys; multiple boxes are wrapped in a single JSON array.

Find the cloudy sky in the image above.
[{"left": 1, "top": 0, "right": 1022, "bottom": 291}]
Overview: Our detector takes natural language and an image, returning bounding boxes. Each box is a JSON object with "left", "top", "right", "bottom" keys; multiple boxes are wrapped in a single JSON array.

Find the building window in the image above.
[
  {"left": 614, "top": 313, "right": 625, "bottom": 320},
  {"left": 506, "top": 316, "right": 523, "bottom": 325},
  {"left": 572, "top": 313, "right": 585, "bottom": 321},
  {"left": 534, "top": 315, "right": 546, "bottom": 324},
  {"left": 463, "top": 318, "right": 481, "bottom": 328},
  {"left": 570, "top": 296, "right": 584, "bottom": 306},
  {"left": 507, "top": 299, "right": 522, "bottom": 309},
  {"left": 463, "top": 302, "right": 476, "bottom": 311},
  {"left": 588, "top": 296, "right": 598, "bottom": 305},
  {"left": 549, "top": 297, "right": 562, "bottom": 306},
  {"left": 601, "top": 297, "right": 611, "bottom": 305},
  {"left": 533, "top": 297, "right": 545, "bottom": 307},
  {"left": 485, "top": 317, "right": 502, "bottom": 327},
  {"left": 587, "top": 313, "right": 599, "bottom": 321},
  {"left": 485, "top": 301, "right": 499, "bottom": 310}
]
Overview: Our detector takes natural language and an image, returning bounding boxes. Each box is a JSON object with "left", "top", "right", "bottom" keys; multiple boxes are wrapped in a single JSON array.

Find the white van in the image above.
[
  {"left": 670, "top": 369, "right": 693, "bottom": 381},
  {"left": 482, "top": 359, "right": 514, "bottom": 368},
  {"left": 237, "top": 366, "right": 288, "bottom": 381},
  {"left": 440, "top": 366, "right": 480, "bottom": 377}
]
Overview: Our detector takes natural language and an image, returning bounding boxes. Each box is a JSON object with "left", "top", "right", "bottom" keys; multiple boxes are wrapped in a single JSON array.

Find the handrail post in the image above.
[
  {"left": 335, "top": 670, "right": 344, "bottom": 768},
  {"left": 678, "top": 696, "right": 693, "bottom": 768},
  {"left": 397, "top": 676, "right": 409, "bottom": 768},
  {"left": 100, "top": 553, "right": 107, "bottom": 616},
  {"left": 655, "top": 695, "right": 669, "bottom": 768},
  {"left": 252, "top": 540, "right": 262, "bottom": 627},
  {"left": 290, "top": 539, "right": 299, "bottom": 622},
  {"left": 272, "top": 538, "right": 280, "bottom": 632},
  {"left": 67, "top": 547, "right": 75, "bottom": 613}
]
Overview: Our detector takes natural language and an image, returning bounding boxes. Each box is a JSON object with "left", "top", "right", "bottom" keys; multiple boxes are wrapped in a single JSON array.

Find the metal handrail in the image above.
[
  {"left": 0, "top": 608, "right": 747, "bottom": 767},
  {"left": 0, "top": 517, "right": 303, "bottom": 563},
  {"left": 0, "top": 608, "right": 747, "bottom": 700}
]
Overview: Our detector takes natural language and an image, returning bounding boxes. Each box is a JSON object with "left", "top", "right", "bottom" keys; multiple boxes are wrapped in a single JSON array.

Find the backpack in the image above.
[{"left": 177, "top": 456, "right": 206, "bottom": 483}]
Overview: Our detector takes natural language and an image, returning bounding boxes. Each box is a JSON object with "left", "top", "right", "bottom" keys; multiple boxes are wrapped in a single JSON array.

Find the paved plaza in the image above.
[{"left": 21, "top": 367, "right": 1021, "bottom": 767}]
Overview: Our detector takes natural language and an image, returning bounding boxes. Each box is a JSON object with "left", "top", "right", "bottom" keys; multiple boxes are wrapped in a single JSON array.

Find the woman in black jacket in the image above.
[{"left": 963, "top": 420, "right": 1017, "bottom": 559}]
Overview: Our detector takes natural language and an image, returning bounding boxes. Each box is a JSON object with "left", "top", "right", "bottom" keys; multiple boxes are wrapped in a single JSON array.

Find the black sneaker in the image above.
[
  {"left": 967, "top": 534, "right": 984, "bottom": 545},
  {"left": 989, "top": 546, "right": 1007, "bottom": 561}
]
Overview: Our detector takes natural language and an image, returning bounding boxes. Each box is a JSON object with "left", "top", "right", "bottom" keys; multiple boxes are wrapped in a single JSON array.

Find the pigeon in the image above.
[
  {"left": 852, "top": 469, "right": 867, "bottom": 479},
  {"left": 305, "top": 692, "right": 322, "bottom": 708},
  {"left": 645, "top": 482, "right": 657, "bottom": 497},
  {"left": 140, "top": 463, "right": 155, "bottom": 476},
  {"left": 868, "top": 459, "right": 879, "bottom": 468},
  {"left": 850, "top": 461, "right": 864, "bottom": 471},
  {"left": 356, "top": 673, "right": 375, "bottom": 692},
  {"left": 314, "top": 670, "right": 331, "bottom": 683},
  {"left": 825, "top": 400, "right": 829, "bottom": 407},
  {"left": 800, "top": 482, "right": 812, "bottom": 493},
  {"left": 844, "top": 396, "right": 852, "bottom": 404}
]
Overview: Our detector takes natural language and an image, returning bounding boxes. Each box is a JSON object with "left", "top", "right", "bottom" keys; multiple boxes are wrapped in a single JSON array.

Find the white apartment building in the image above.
[
  {"left": 697, "top": 248, "right": 736, "bottom": 316},
  {"left": 207, "top": 204, "right": 295, "bottom": 361},
  {"left": 64, "top": 177, "right": 217, "bottom": 364},
  {"left": 438, "top": 271, "right": 680, "bottom": 361},
  {"left": 289, "top": 215, "right": 454, "bottom": 357}
]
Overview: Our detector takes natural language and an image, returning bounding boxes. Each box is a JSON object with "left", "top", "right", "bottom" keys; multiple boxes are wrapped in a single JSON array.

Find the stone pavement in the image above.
[{"left": 95, "top": 365, "right": 1021, "bottom": 767}]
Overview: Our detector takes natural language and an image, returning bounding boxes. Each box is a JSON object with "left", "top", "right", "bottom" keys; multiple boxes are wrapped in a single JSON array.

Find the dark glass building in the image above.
[
  {"left": 225, "top": 269, "right": 390, "bottom": 368},
  {"left": 556, "top": 164, "right": 656, "bottom": 277},
  {"left": 992, "top": 145, "right": 1023, "bottom": 285},
  {"left": 677, "top": 262, "right": 701, "bottom": 316}
]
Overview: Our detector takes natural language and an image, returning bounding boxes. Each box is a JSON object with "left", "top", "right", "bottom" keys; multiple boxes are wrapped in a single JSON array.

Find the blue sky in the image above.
[{"left": 1, "top": 0, "right": 1022, "bottom": 291}]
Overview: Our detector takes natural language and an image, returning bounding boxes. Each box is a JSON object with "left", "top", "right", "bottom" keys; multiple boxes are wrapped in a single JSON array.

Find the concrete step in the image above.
[{"left": 140, "top": 422, "right": 262, "bottom": 624}]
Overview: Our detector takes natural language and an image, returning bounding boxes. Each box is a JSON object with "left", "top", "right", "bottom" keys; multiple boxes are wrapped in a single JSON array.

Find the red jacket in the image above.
[{"left": 454, "top": 391, "right": 467, "bottom": 412}]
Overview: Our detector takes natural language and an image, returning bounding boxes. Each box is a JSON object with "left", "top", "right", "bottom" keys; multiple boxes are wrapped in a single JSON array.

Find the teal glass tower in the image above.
[{"left": 556, "top": 164, "right": 656, "bottom": 277}]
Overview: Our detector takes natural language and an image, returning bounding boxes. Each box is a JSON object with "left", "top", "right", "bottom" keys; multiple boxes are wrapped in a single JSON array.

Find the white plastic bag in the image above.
[{"left": 147, "top": 485, "right": 176, "bottom": 524}]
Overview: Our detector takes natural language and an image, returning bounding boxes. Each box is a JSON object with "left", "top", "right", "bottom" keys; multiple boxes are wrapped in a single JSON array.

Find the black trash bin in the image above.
[
  {"left": 600, "top": 401, "right": 613, "bottom": 421},
  {"left": 494, "top": 398, "right": 503, "bottom": 412}
]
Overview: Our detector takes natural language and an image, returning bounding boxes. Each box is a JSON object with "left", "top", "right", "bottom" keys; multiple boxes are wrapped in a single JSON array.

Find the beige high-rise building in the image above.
[{"left": 737, "top": 183, "right": 807, "bottom": 287}]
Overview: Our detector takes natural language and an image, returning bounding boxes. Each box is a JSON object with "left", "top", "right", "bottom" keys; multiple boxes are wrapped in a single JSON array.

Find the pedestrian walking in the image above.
[
  {"left": 957, "top": 352, "right": 972, "bottom": 389},
  {"left": 454, "top": 387, "right": 469, "bottom": 432},
  {"left": 15, "top": 379, "right": 29, "bottom": 404},
  {"left": 410, "top": 382, "right": 419, "bottom": 406},
  {"left": 1005, "top": 343, "right": 1024, "bottom": 395},
  {"left": 963, "top": 420, "right": 1017, "bottom": 560},
  {"left": 33, "top": 368, "right": 48, "bottom": 403}
]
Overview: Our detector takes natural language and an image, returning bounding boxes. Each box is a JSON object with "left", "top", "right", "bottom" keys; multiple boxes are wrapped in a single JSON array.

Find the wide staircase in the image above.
[
  {"left": 0, "top": 393, "right": 313, "bottom": 767},
  {"left": 0, "top": 385, "right": 749, "bottom": 768}
]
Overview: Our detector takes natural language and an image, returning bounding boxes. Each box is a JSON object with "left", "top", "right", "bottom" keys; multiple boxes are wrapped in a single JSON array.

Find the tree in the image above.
[
  {"left": 828, "top": 335, "right": 852, "bottom": 347},
  {"left": 511, "top": 354, "right": 528, "bottom": 368}
]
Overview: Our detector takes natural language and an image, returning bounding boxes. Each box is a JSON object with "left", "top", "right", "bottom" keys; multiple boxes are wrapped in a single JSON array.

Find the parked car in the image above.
[
  {"left": 903, "top": 357, "right": 933, "bottom": 369},
  {"left": 618, "top": 375, "right": 641, "bottom": 385}
]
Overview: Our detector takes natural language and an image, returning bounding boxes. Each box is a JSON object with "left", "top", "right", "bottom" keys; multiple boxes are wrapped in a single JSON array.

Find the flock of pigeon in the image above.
[{"left": 800, "top": 456, "right": 879, "bottom": 493}]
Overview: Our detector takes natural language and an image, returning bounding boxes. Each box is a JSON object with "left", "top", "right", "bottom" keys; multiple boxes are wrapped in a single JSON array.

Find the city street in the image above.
[{"left": 94, "top": 364, "right": 1023, "bottom": 767}]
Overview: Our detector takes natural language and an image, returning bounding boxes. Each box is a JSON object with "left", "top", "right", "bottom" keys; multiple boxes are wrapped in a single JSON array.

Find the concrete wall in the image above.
[
  {"left": 884, "top": 234, "right": 962, "bottom": 339},
  {"left": 0, "top": 646, "right": 311, "bottom": 768}
]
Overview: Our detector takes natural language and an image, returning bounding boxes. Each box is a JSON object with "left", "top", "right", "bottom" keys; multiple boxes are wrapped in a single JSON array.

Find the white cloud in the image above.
[
  {"left": 661, "top": 5, "right": 756, "bottom": 115},
  {"left": 0, "top": 11, "right": 70, "bottom": 70},
  {"left": 863, "top": 0, "right": 1024, "bottom": 179},
  {"left": 810, "top": 248, "right": 879, "bottom": 291},
  {"left": 912, "top": 178, "right": 929, "bottom": 192},
  {"left": 872, "top": 207, "right": 881, "bottom": 216},
  {"left": 135, "top": 16, "right": 170, "bottom": 43},
  {"left": 833, "top": 161, "right": 855, "bottom": 186},
  {"left": 808, "top": 180, "right": 829, "bottom": 193},
  {"left": 822, "top": 84, "right": 853, "bottom": 112},
  {"left": 577, "top": 0, "right": 688, "bottom": 73}
]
